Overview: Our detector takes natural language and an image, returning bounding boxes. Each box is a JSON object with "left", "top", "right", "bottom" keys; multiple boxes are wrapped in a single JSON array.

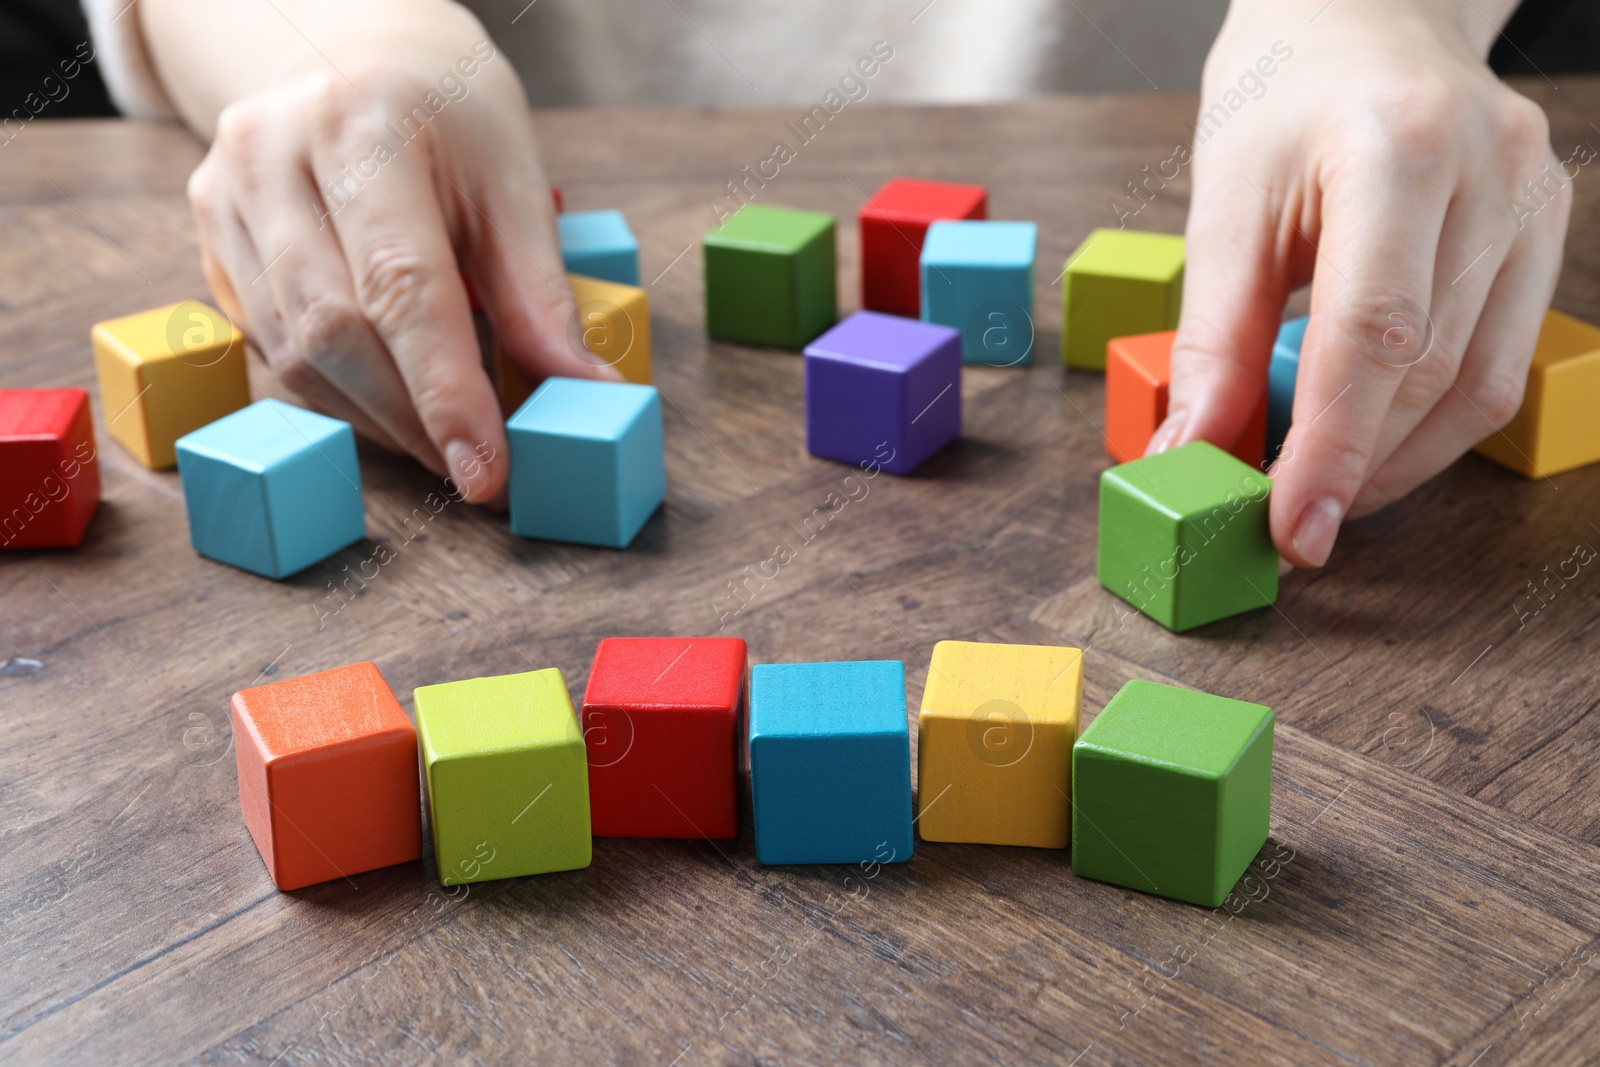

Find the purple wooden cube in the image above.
[{"left": 804, "top": 311, "right": 961, "bottom": 475}]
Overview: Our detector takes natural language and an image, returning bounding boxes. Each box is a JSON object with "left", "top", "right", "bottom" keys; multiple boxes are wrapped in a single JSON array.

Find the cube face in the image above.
[
  {"left": 0, "top": 388, "right": 100, "bottom": 549},
  {"left": 1105, "top": 331, "right": 1266, "bottom": 467},
  {"left": 507, "top": 377, "right": 665, "bottom": 547},
  {"left": 803, "top": 311, "right": 962, "bottom": 475},
  {"left": 176, "top": 399, "right": 365, "bottom": 579},
  {"left": 568, "top": 273, "right": 652, "bottom": 385},
  {"left": 582, "top": 637, "right": 747, "bottom": 839},
  {"left": 917, "top": 641, "right": 1082, "bottom": 848},
  {"left": 1476, "top": 309, "right": 1600, "bottom": 478},
  {"left": 414, "top": 668, "right": 592, "bottom": 884},
  {"left": 91, "top": 301, "right": 250, "bottom": 469},
  {"left": 559, "top": 210, "right": 640, "bottom": 285},
  {"left": 1061, "top": 229, "right": 1184, "bottom": 370},
  {"left": 859, "top": 178, "right": 987, "bottom": 317},
  {"left": 1266, "top": 316, "right": 1308, "bottom": 461},
  {"left": 1072, "top": 680, "right": 1273, "bottom": 908},
  {"left": 748, "top": 661, "right": 913, "bottom": 865},
  {"left": 704, "top": 204, "right": 836, "bottom": 349},
  {"left": 1097, "top": 441, "right": 1276, "bottom": 632},
  {"left": 921, "top": 221, "right": 1038, "bottom": 366},
  {"left": 230, "top": 662, "right": 421, "bottom": 891}
]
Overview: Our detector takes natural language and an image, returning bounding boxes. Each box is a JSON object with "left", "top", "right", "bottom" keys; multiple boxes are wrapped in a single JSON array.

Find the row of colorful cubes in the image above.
[{"left": 233, "top": 637, "right": 1274, "bottom": 910}]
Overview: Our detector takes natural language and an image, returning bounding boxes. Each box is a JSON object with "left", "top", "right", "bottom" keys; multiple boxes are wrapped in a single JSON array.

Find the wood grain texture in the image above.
[{"left": 3, "top": 80, "right": 1600, "bottom": 1064}]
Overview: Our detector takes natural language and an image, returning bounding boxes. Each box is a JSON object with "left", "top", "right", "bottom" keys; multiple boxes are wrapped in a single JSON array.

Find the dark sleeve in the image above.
[
  {"left": 0, "top": 0, "right": 115, "bottom": 117},
  {"left": 1490, "top": 0, "right": 1600, "bottom": 76}
]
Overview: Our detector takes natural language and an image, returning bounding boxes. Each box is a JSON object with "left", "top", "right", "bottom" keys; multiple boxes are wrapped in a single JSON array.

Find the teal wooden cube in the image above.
[
  {"left": 1097, "top": 440, "right": 1276, "bottom": 631},
  {"left": 1072, "top": 679, "right": 1273, "bottom": 908},
  {"left": 748, "top": 660, "right": 914, "bottom": 866},
  {"left": 704, "top": 204, "right": 836, "bottom": 349},
  {"left": 919, "top": 220, "right": 1037, "bottom": 366},
  {"left": 1267, "top": 315, "right": 1309, "bottom": 460},
  {"left": 414, "top": 667, "right": 592, "bottom": 885},
  {"left": 175, "top": 398, "right": 364, "bottom": 579},
  {"left": 507, "top": 377, "right": 665, "bottom": 548},
  {"left": 558, "top": 209, "right": 639, "bottom": 285}
]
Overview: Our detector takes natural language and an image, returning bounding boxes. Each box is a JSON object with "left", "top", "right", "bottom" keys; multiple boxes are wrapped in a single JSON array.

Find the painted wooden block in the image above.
[
  {"left": 175, "top": 398, "right": 365, "bottom": 579},
  {"left": 749, "top": 660, "right": 913, "bottom": 865},
  {"left": 231, "top": 661, "right": 422, "bottom": 891},
  {"left": 1266, "top": 316, "right": 1308, "bottom": 461},
  {"left": 550, "top": 185, "right": 564, "bottom": 213},
  {"left": 91, "top": 300, "right": 249, "bottom": 469},
  {"left": 582, "top": 636, "right": 747, "bottom": 839},
  {"left": 1072, "top": 679, "right": 1273, "bottom": 908},
  {"left": 0, "top": 388, "right": 100, "bottom": 549},
  {"left": 559, "top": 210, "right": 640, "bottom": 285},
  {"left": 1105, "top": 330, "right": 1266, "bottom": 467},
  {"left": 704, "top": 204, "right": 836, "bottom": 349},
  {"left": 804, "top": 310, "right": 961, "bottom": 475},
  {"left": 1060, "top": 229, "right": 1184, "bottom": 371},
  {"left": 506, "top": 377, "right": 664, "bottom": 547},
  {"left": 569, "top": 273, "right": 652, "bottom": 385},
  {"left": 921, "top": 220, "right": 1038, "bottom": 366},
  {"left": 916, "top": 640, "right": 1082, "bottom": 848},
  {"left": 1476, "top": 309, "right": 1600, "bottom": 478},
  {"left": 414, "top": 668, "right": 591, "bottom": 885},
  {"left": 859, "top": 177, "right": 987, "bottom": 317},
  {"left": 1098, "top": 440, "right": 1276, "bottom": 631}
]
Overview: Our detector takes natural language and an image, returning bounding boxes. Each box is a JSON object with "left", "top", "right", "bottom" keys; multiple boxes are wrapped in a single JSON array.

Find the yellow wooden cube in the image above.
[
  {"left": 1477, "top": 309, "right": 1600, "bottom": 478},
  {"left": 91, "top": 301, "right": 249, "bottom": 469},
  {"left": 916, "top": 640, "right": 1083, "bottom": 848}
]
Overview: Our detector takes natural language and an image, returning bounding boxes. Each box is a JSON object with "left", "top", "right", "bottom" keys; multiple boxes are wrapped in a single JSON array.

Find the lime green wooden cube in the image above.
[
  {"left": 414, "top": 668, "right": 591, "bottom": 885},
  {"left": 1073, "top": 679, "right": 1273, "bottom": 908},
  {"left": 1061, "top": 228, "right": 1184, "bottom": 370},
  {"left": 1098, "top": 440, "right": 1276, "bottom": 631},
  {"left": 704, "top": 204, "right": 836, "bottom": 349}
]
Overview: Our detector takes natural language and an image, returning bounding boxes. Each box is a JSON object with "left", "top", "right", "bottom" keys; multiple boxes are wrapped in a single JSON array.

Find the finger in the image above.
[
  {"left": 309, "top": 108, "right": 508, "bottom": 503},
  {"left": 216, "top": 100, "right": 441, "bottom": 471},
  {"left": 1351, "top": 212, "right": 1565, "bottom": 514},
  {"left": 1271, "top": 167, "right": 1451, "bottom": 568}
]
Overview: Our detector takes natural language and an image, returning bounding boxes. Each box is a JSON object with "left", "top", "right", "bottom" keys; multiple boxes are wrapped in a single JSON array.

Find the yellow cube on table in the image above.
[
  {"left": 91, "top": 301, "right": 249, "bottom": 469},
  {"left": 917, "top": 640, "right": 1083, "bottom": 848},
  {"left": 1476, "top": 309, "right": 1600, "bottom": 478}
]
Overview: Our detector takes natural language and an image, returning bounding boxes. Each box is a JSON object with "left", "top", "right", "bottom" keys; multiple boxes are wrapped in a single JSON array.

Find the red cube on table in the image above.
[
  {"left": 0, "top": 388, "right": 100, "bottom": 549},
  {"left": 1105, "top": 330, "right": 1266, "bottom": 468},
  {"left": 582, "top": 636, "right": 747, "bottom": 839},
  {"left": 859, "top": 178, "right": 987, "bottom": 317}
]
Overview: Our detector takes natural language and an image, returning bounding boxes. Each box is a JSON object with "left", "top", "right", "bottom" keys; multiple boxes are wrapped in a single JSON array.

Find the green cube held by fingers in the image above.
[
  {"left": 1060, "top": 228, "right": 1184, "bottom": 370},
  {"left": 1097, "top": 440, "right": 1277, "bottom": 632},
  {"left": 414, "top": 668, "right": 592, "bottom": 885},
  {"left": 704, "top": 204, "right": 837, "bottom": 349}
]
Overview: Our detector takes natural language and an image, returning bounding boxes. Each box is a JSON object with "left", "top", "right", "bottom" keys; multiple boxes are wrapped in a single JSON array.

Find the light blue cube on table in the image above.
[
  {"left": 748, "top": 660, "right": 914, "bottom": 866},
  {"left": 558, "top": 210, "right": 640, "bottom": 285},
  {"left": 1267, "top": 315, "right": 1309, "bottom": 460},
  {"left": 174, "top": 398, "right": 365, "bottom": 579},
  {"left": 506, "top": 377, "right": 665, "bottom": 548},
  {"left": 920, "top": 220, "right": 1038, "bottom": 366}
]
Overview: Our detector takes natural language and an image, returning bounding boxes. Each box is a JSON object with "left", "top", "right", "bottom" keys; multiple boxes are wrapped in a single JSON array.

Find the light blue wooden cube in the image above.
[
  {"left": 175, "top": 398, "right": 364, "bottom": 579},
  {"left": 748, "top": 660, "right": 914, "bottom": 866},
  {"left": 507, "top": 377, "right": 664, "bottom": 548},
  {"left": 1266, "top": 315, "right": 1309, "bottom": 460},
  {"left": 920, "top": 220, "right": 1038, "bottom": 366},
  {"left": 558, "top": 210, "right": 639, "bottom": 285}
]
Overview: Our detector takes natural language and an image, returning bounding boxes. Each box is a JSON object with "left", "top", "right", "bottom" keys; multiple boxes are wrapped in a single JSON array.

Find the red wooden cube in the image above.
[
  {"left": 0, "top": 388, "right": 100, "bottom": 549},
  {"left": 232, "top": 661, "right": 422, "bottom": 890},
  {"left": 859, "top": 178, "right": 987, "bottom": 317},
  {"left": 1106, "top": 330, "right": 1266, "bottom": 468},
  {"left": 582, "top": 637, "right": 747, "bottom": 839}
]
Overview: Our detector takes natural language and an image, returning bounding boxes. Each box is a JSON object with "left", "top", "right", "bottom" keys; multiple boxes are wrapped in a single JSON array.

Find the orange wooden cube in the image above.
[
  {"left": 1105, "top": 330, "right": 1266, "bottom": 468},
  {"left": 231, "top": 661, "right": 422, "bottom": 890}
]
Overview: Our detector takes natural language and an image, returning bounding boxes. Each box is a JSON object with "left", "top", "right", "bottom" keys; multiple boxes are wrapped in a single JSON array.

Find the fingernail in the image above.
[
  {"left": 1146, "top": 410, "right": 1189, "bottom": 456},
  {"left": 444, "top": 439, "right": 487, "bottom": 502},
  {"left": 1277, "top": 555, "right": 1294, "bottom": 577},
  {"left": 1290, "top": 496, "right": 1343, "bottom": 568}
]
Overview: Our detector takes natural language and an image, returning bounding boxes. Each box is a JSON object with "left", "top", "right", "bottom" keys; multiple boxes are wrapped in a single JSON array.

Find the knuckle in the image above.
[
  {"left": 1497, "top": 96, "right": 1552, "bottom": 160},
  {"left": 271, "top": 351, "right": 321, "bottom": 397},
  {"left": 354, "top": 241, "right": 436, "bottom": 329},
  {"left": 214, "top": 101, "right": 268, "bottom": 163},
  {"left": 1466, "top": 371, "right": 1526, "bottom": 428},
  {"left": 294, "top": 293, "right": 366, "bottom": 362},
  {"left": 1399, "top": 340, "right": 1460, "bottom": 398},
  {"left": 1375, "top": 79, "right": 1454, "bottom": 158},
  {"left": 185, "top": 162, "right": 221, "bottom": 222}
]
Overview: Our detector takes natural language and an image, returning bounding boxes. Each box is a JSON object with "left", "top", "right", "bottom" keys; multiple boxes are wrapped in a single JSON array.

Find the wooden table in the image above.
[{"left": 5, "top": 83, "right": 1600, "bottom": 1066}]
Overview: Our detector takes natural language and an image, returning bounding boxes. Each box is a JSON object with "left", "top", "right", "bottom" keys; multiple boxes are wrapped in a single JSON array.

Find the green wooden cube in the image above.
[
  {"left": 704, "top": 204, "right": 836, "bottom": 349},
  {"left": 1072, "top": 679, "right": 1273, "bottom": 908},
  {"left": 1061, "top": 228, "right": 1184, "bottom": 370},
  {"left": 1098, "top": 440, "right": 1276, "bottom": 632},
  {"left": 414, "top": 668, "right": 591, "bottom": 885}
]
